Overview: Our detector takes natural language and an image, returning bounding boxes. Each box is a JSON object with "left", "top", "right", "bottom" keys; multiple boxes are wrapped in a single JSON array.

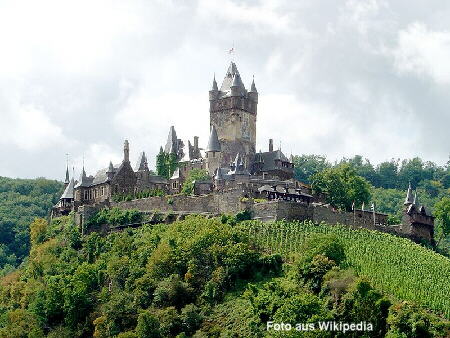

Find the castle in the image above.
[{"left": 52, "top": 62, "right": 435, "bottom": 245}]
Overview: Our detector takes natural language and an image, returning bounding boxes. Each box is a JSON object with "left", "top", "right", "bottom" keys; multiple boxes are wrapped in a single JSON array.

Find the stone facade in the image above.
[{"left": 53, "top": 61, "right": 435, "bottom": 246}]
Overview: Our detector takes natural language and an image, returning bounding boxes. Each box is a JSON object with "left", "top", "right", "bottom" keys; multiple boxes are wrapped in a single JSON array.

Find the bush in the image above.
[
  {"left": 294, "top": 234, "right": 345, "bottom": 291},
  {"left": 386, "top": 302, "right": 450, "bottom": 338},
  {"left": 136, "top": 310, "right": 161, "bottom": 338},
  {"left": 153, "top": 274, "right": 194, "bottom": 309}
]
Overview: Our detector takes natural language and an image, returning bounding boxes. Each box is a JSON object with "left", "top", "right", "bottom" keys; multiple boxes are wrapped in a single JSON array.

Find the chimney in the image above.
[
  {"left": 269, "top": 139, "right": 273, "bottom": 152},
  {"left": 194, "top": 136, "right": 199, "bottom": 152},
  {"left": 124, "top": 140, "right": 130, "bottom": 162}
]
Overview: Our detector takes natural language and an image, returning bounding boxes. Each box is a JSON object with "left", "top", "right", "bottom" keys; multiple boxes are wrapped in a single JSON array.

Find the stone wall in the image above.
[{"left": 111, "top": 190, "right": 248, "bottom": 215}]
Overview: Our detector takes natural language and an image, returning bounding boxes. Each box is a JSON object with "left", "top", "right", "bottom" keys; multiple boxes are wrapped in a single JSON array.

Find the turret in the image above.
[
  {"left": 404, "top": 182, "right": 413, "bottom": 205},
  {"left": 209, "top": 74, "right": 219, "bottom": 101},
  {"left": 205, "top": 125, "right": 221, "bottom": 175},
  {"left": 64, "top": 164, "right": 70, "bottom": 188},
  {"left": 124, "top": 140, "right": 130, "bottom": 163},
  {"left": 248, "top": 75, "right": 258, "bottom": 103},
  {"left": 107, "top": 161, "right": 115, "bottom": 180},
  {"left": 230, "top": 73, "right": 241, "bottom": 97}
]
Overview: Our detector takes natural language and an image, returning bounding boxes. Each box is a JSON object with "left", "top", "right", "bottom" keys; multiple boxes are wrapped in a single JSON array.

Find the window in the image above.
[{"left": 172, "top": 181, "right": 178, "bottom": 189}]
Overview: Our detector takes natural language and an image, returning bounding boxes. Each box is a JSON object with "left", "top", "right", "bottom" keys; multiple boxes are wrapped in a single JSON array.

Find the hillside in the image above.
[
  {"left": 0, "top": 177, "right": 63, "bottom": 275},
  {"left": 0, "top": 215, "right": 448, "bottom": 337}
]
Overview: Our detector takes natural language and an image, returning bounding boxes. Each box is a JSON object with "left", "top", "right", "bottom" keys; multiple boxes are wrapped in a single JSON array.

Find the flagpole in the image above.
[{"left": 372, "top": 203, "right": 376, "bottom": 226}]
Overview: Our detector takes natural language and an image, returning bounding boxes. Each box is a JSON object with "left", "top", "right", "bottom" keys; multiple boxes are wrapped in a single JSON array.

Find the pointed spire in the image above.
[
  {"left": 211, "top": 74, "right": 218, "bottom": 91},
  {"left": 206, "top": 125, "right": 221, "bottom": 152},
  {"left": 413, "top": 190, "right": 419, "bottom": 206},
  {"left": 250, "top": 75, "right": 257, "bottom": 92},
  {"left": 65, "top": 165, "right": 70, "bottom": 184},
  {"left": 231, "top": 73, "right": 240, "bottom": 87},
  {"left": 107, "top": 161, "right": 114, "bottom": 180},
  {"left": 164, "top": 126, "right": 178, "bottom": 154},
  {"left": 60, "top": 177, "right": 75, "bottom": 200},
  {"left": 135, "top": 151, "right": 149, "bottom": 171},
  {"left": 404, "top": 182, "right": 413, "bottom": 205}
]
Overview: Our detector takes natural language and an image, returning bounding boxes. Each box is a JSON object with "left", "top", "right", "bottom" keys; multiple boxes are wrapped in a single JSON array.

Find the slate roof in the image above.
[
  {"left": 254, "top": 149, "right": 290, "bottom": 171},
  {"left": 164, "top": 126, "right": 178, "bottom": 154},
  {"left": 219, "top": 62, "right": 247, "bottom": 97},
  {"left": 404, "top": 182, "right": 413, "bottom": 205},
  {"left": 148, "top": 175, "right": 168, "bottom": 184},
  {"left": 60, "top": 178, "right": 74, "bottom": 199},
  {"left": 135, "top": 152, "right": 149, "bottom": 171},
  {"left": 206, "top": 126, "right": 221, "bottom": 152}
]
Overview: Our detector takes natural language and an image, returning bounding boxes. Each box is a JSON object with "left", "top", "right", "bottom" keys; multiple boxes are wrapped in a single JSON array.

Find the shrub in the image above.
[
  {"left": 136, "top": 310, "right": 161, "bottom": 338},
  {"left": 153, "top": 274, "right": 194, "bottom": 309}
]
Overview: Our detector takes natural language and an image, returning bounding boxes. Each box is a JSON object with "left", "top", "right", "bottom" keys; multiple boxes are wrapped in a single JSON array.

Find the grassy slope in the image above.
[{"left": 244, "top": 221, "right": 450, "bottom": 319}]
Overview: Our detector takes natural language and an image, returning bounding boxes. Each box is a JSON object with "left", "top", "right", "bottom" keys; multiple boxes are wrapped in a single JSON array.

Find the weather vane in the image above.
[{"left": 228, "top": 42, "right": 235, "bottom": 61}]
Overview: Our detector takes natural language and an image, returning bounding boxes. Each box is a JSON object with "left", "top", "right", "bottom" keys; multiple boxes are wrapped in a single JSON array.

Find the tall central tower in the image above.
[{"left": 209, "top": 62, "right": 258, "bottom": 169}]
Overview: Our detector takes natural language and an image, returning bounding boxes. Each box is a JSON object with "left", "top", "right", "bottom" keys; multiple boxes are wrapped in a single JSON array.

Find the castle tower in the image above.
[
  {"left": 205, "top": 125, "right": 221, "bottom": 176},
  {"left": 209, "top": 62, "right": 258, "bottom": 169}
]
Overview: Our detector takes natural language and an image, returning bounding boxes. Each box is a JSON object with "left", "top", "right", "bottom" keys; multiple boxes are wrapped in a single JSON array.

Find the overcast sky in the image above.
[{"left": 0, "top": 0, "right": 449, "bottom": 181}]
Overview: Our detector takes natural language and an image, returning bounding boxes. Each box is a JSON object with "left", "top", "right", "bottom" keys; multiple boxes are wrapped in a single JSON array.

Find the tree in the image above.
[
  {"left": 341, "top": 155, "right": 379, "bottom": 186},
  {"left": 311, "top": 163, "right": 371, "bottom": 211},
  {"left": 156, "top": 147, "right": 168, "bottom": 179},
  {"left": 434, "top": 197, "right": 450, "bottom": 247},
  {"left": 292, "top": 154, "right": 331, "bottom": 184},
  {"left": 376, "top": 160, "right": 399, "bottom": 189},
  {"left": 180, "top": 169, "right": 210, "bottom": 195}
]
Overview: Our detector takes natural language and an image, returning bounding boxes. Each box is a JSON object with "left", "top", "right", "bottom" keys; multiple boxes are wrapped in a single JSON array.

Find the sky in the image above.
[{"left": 0, "top": 0, "right": 449, "bottom": 181}]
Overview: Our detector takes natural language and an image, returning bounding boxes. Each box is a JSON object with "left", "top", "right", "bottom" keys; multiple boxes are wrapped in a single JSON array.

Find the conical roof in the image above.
[
  {"left": 211, "top": 75, "right": 218, "bottom": 91},
  {"left": 206, "top": 125, "right": 221, "bottom": 152},
  {"left": 220, "top": 61, "right": 246, "bottom": 95},
  {"left": 164, "top": 126, "right": 178, "bottom": 154},
  {"left": 413, "top": 190, "right": 419, "bottom": 205},
  {"left": 75, "top": 167, "right": 90, "bottom": 188},
  {"left": 64, "top": 165, "right": 70, "bottom": 184},
  {"left": 250, "top": 76, "right": 257, "bottom": 92},
  {"left": 107, "top": 161, "right": 114, "bottom": 173},
  {"left": 404, "top": 182, "right": 413, "bottom": 205},
  {"left": 135, "top": 151, "right": 149, "bottom": 171},
  {"left": 60, "top": 178, "right": 74, "bottom": 200}
]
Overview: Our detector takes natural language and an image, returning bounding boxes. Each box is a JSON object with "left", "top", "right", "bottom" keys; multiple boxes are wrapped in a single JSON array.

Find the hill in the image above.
[
  {"left": 0, "top": 177, "right": 63, "bottom": 275},
  {"left": 0, "top": 215, "right": 448, "bottom": 337}
]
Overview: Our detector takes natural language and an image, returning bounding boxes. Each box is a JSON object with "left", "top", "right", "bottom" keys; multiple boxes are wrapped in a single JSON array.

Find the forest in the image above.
[
  {"left": 0, "top": 215, "right": 449, "bottom": 337},
  {"left": 0, "top": 154, "right": 449, "bottom": 336}
]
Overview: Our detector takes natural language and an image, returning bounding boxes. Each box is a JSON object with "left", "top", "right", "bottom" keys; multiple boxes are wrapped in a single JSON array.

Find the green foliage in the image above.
[
  {"left": 156, "top": 149, "right": 178, "bottom": 179},
  {"left": 0, "top": 176, "right": 62, "bottom": 272},
  {"left": 340, "top": 279, "right": 391, "bottom": 337},
  {"left": 180, "top": 169, "right": 210, "bottom": 195},
  {"left": 0, "top": 215, "right": 449, "bottom": 336},
  {"left": 244, "top": 220, "right": 450, "bottom": 319},
  {"left": 292, "top": 154, "right": 331, "bottom": 184},
  {"left": 294, "top": 234, "right": 345, "bottom": 292},
  {"left": 386, "top": 302, "right": 450, "bottom": 337},
  {"left": 112, "top": 189, "right": 165, "bottom": 203},
  {"left": 136, "top": 310, "right": 161, "bottom": 338},
  {"left": 434, "top": 197, "right": 450, "bottom": 247},
  {"left": 311, "top": 163, "right": 372, "bottom": 211},
  {"left": 87, "top": 207, "right": 142, "bottom": 227}
]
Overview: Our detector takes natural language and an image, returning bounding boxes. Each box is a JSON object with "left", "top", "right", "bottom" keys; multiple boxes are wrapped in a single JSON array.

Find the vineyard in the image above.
[{"left": 244, "top": 220, "right": 450, "bottom": 319}]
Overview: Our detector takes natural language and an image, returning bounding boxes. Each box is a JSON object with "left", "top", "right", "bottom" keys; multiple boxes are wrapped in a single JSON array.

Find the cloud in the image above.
[
  {"left": 0, "top": 0, "right": 449, "bottom": 180},
  {"left": 392, "top": 22, "right": 450, "bottom": 84}
]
